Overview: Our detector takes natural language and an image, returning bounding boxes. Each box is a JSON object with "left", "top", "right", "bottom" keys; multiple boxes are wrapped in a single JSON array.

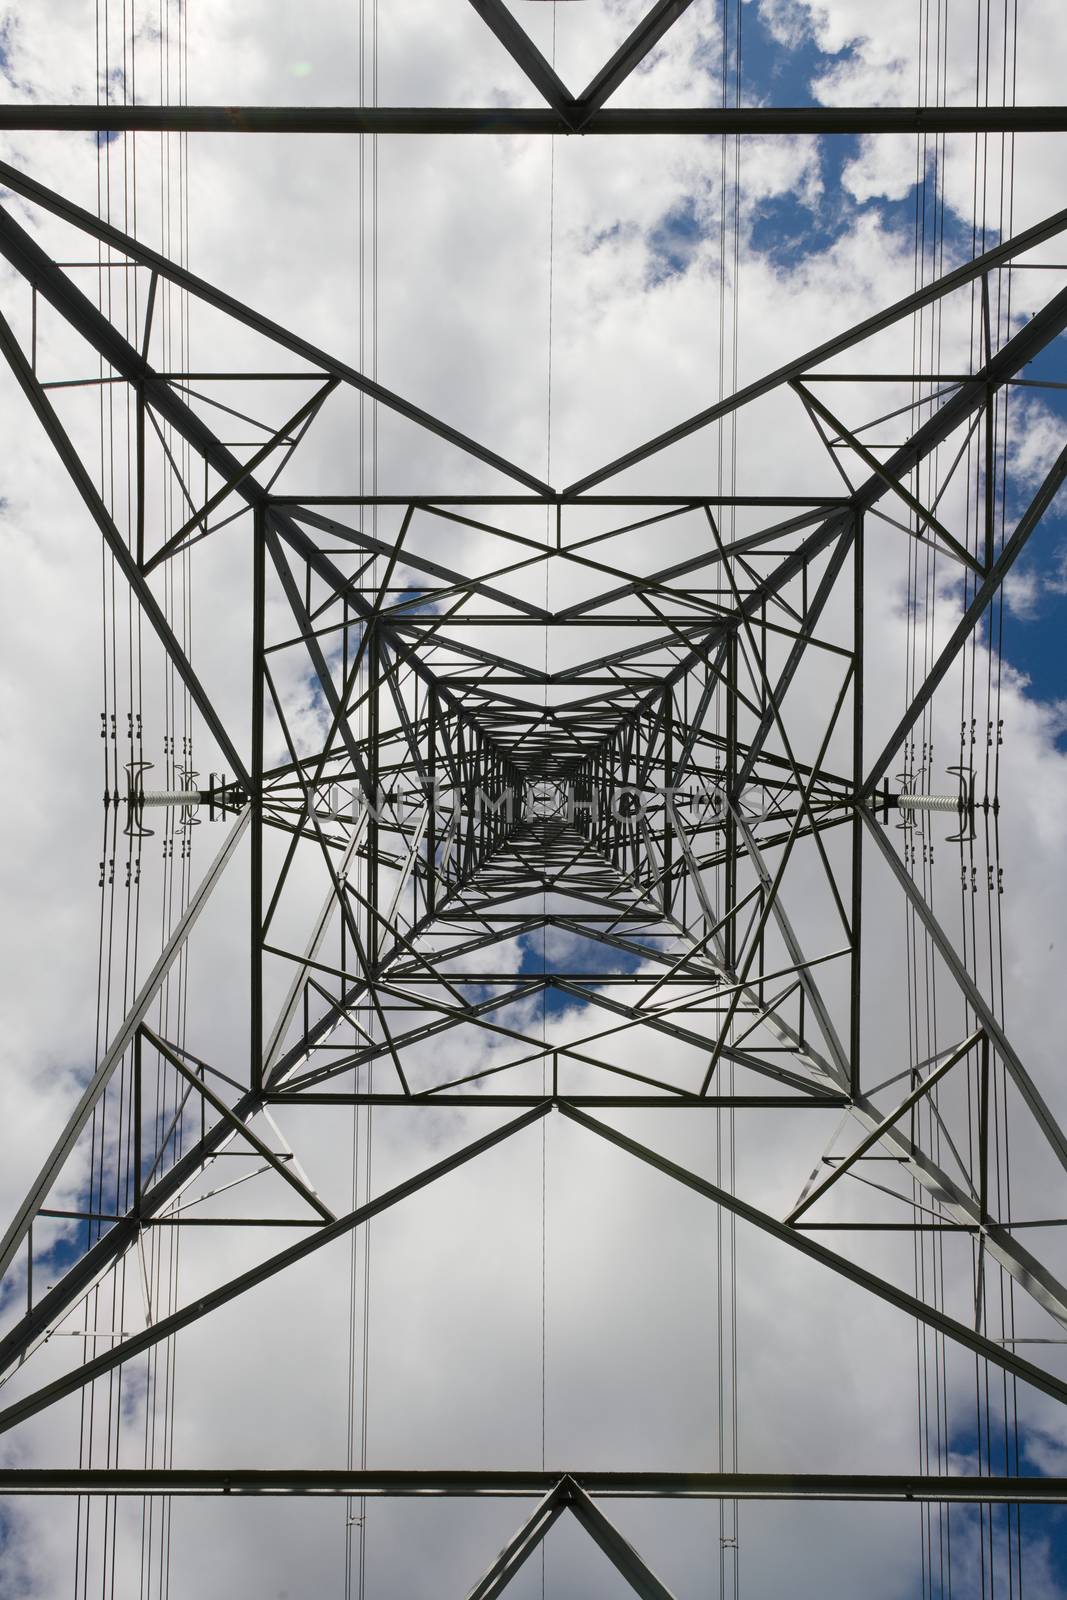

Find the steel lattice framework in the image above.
[{"left": 2, "top": 2, "right": 1067, "bottom": 1593}]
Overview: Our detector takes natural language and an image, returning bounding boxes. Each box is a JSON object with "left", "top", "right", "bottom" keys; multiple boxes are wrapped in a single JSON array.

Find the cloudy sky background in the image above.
[{"left": 2, "top": 1, "right": 1067, "bottom": 1596}]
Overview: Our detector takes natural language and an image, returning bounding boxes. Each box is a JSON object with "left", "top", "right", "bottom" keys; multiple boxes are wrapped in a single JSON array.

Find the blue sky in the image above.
[
  {"left": 649, "top": 3, "right": 1067, "bottom": 723},
  {"left": 739, "top": 4, "right": 1067, "bottom": 715}
]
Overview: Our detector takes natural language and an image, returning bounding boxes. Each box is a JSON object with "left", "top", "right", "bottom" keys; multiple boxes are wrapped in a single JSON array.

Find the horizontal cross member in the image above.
[
  {"left": 0, "top": 1469, "right": 1063, "bottom": 1503},
  {"left": 1, "top": 106, "right": 1065, "bottom": 135}
]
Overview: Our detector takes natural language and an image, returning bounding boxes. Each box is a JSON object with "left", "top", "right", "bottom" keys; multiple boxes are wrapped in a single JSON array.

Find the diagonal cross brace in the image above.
[
  {"left": 0, "top": 1105, "right": 552, "bottom": 1436},
  {"left": 565, "top": 199, "right": 1067, "bottom": 495},
  {"left": 0, "top": 807, "right": 251, "bottom": 1286},
  {"left": 0, "top": 201, "right": 525, "bottom": 783},
  {"left": 0, "top": 163, "right": 549, "bottom": 494},
  {"left": 465, "top": 0, "right": 576, "bottom": 123},
  {"left": 573, "top": 0, "right": 702, "bottom": 125},
  {"left": 558, "top": 1103, "right": 1067, "bottom": 1407},
  {"left": 464, "top": 1474, "right": 679, "bottom": 1600},
  {"left": 465, "top": 1481, "right": 568, "bottom": 1600},
  {"left": 466, "top": 0, "right": 700, "bottom": 135}
]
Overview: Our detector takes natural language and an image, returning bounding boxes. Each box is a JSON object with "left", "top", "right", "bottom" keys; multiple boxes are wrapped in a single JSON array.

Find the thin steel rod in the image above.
[
  {"left": 566, "top": 206, "right": 1067, "bottom": 495},
  {"left": 557, "top": 1104, "right": 1067, "bottom": 1409},
  {"left": 0, "top": 1105, "right": 552, "bottom": 1437},
  {"left": 0, "top": 167, "right": 549, "bottom": 495},
  {"left": 0, "top": 809, "right": 251, "bottom": 1284}
]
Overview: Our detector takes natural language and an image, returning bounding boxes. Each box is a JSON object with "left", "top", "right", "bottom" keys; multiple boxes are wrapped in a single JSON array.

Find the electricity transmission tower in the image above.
[{"left": 2, "top": 3, "right": 1067, "bottom": 1594}]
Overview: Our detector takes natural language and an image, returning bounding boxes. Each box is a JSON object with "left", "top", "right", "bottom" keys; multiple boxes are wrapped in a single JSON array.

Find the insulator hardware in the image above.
[
  {"left": 898, "top": 793, "right": 958, "bottom": 814},
  {"left": 141, "top": 789, "right": 203, "bottom": 807},
  {"left": 119, "top": 761, "right": 244, "bottom": 837},
  {"left": 888, "top": 766, "right": 977, "bottom": 843}
]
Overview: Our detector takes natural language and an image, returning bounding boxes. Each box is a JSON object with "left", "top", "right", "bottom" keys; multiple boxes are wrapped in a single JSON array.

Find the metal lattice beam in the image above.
[{"left": 2, "top": 141, "right": 1067, "bottom": 1543}]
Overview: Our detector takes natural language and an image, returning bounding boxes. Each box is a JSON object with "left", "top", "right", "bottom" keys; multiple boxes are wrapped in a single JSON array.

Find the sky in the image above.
[{"left": 1, "top": 1, "right": 1067, "bottom": 1597}]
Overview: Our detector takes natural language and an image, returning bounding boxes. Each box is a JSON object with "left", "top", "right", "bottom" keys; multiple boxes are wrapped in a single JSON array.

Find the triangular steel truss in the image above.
[{"left": 465, "top": 1475, "right": 679, "bottom": 1600}]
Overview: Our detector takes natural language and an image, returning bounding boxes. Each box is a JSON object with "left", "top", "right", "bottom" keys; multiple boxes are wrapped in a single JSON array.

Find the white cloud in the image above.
[{"left": 1, "top": 3, "right": 1067, "bottom": 1597}]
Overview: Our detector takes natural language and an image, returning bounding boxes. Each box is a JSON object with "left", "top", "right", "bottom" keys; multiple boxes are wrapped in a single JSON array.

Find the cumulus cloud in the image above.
[{"left": 1, "top": 2, "right": 1067, "bottom": 1597}]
